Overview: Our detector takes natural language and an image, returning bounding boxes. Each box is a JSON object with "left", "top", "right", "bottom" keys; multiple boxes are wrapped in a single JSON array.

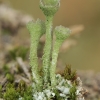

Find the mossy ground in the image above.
[{"left": 0, "top": 62, "right": 83, "bottom": 100}]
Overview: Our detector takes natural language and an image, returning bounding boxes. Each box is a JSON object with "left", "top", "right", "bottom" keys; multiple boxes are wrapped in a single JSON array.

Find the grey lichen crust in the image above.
[{"left": 32, "top": 74, "right": 84, "bottom": 100}]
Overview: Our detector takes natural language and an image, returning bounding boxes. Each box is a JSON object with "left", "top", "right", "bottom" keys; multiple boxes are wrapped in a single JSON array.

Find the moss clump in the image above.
[
  {"left": 69, "top": 84, "right": 77, "bottom": 100},
  {"left": 8, "top": 46, "right": 29, "bottom": 61},
  {"left": 6, "top": 73, "right": 14, "bottom": 82},
  {"left": 3, "top": 84, "right": 19, "bottom": 100},
  {"left": 1, "top": 67, "right": 84, "bottom": 100},
  {"left": 1, "top": 81, "right": 33, "bottom": 100},
  {"left": 20, "top": 86, "right": 33, "bottom": 100},
  {"left": 0, "top": 85, "right": 2, "bottom": 98},
  {"left": 63, "top": 65, "right": 77, "bottom": 82}
]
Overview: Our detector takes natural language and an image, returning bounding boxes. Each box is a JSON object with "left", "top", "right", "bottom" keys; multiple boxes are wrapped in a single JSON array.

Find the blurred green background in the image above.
[{"left": 6, "top": 0, "right": 100, "bottom": 71}]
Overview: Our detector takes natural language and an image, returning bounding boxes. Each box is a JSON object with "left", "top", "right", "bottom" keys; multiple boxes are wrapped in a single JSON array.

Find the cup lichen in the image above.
[
  {"left": 27, "top": 19, "right": 45, "bottom": 91},
  {"left": 26, "top": 0, "right": 85, "bottom": 100},
  {"left": 50, "top": 26, "right": 71, "bottom": 87}
]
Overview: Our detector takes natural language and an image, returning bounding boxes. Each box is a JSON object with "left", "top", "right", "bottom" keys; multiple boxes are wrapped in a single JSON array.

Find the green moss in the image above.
[
  {"left": 54, "top": 89, "right": 63, "bottom": 100},
  {"left": 63, "top": 65, "right": 77, "bottom": 82},
  {"left": 8, "top": 46, "right": 29, "bottom": 61},
  {"left": 6, "top": 73, "right": 14, "bottom": 82},
  {"left": 3, "top": 65, "right": 10, "bottom": 74},
  {"left": 3, "top": 84, "right": 19, "bottom": 100},
  {"left": 21, "top": 86, "right": 33, "bottom": 100},
  {"left": 69, "top": 84, "right": 77, "bottom": 100},
  {"left": 1, "top": 81, "right": 33, "bottom": 100},
  {"left": 17, "top": 80, "right": 26, "bottom": 96},
  {"left": 0, "top": 85, "right": 2, "bottom": 98}
]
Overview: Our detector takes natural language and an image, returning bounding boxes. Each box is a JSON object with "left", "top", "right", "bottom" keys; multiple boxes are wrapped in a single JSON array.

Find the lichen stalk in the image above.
[
  {"left": 40, "top": 0, "right": 60, "bottom": 85},
  {"left": 27, "top": 19, "right": 45, "bottom": 91},
  {"left": 42, "top": 16, "right": 53, "bottom": 84},
  {"left": 30, "top": 34, "right": 42, "bottom": 91},
  {"left": 50, "top": 41, "right": 62, "bottom": 87},
  {"left": 50, "top": 26, "right": 71, "bottom": 87}
]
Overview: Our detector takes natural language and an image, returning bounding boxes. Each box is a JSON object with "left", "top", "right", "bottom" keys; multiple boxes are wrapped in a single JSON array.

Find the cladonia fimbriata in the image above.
[
  {"left": 27, "top": 0, "right": 70, "bottom": 92},
  {"left": 27, "top": 0, "right": 85, "bottom": 100}
]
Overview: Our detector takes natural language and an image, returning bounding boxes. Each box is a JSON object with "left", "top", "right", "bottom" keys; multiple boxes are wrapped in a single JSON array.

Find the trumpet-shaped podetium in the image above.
[
  {"left": 40, "top": 0, "right": 60, "bottom": 16},
  {"left": 39, "top": 0, "right": 60, "bottom": 85},
  {"left": 50, "top": 26, "right": 71, "bottom": 87},
  {"left": 27, "top": 19, "right": 45, "bottom": 36},
  {"left": 27, "top": 19, "right": 45, "bottom": 91},
  {"left": 55, "top": 25, "right": 71, "bottom": 41}
]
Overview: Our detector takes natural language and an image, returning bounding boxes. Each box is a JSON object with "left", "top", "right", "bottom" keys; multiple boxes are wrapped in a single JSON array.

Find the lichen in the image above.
[{"left": 32, "top": 74, "right": 84, "bottom": 100}]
